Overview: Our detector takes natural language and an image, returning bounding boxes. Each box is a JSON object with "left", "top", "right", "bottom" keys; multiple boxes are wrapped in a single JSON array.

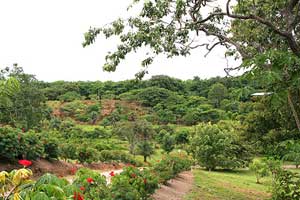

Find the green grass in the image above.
[{"left": 185, "top": 169, "right": 272, "bottom": 200}]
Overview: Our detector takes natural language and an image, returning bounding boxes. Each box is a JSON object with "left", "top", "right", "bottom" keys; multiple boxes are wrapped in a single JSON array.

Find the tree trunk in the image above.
[
  {"left": 287, "top": 90, "right": 300, "bottom": 132},
  {"left": 144, "top": 156, "right": 147, "bottom": 162}
]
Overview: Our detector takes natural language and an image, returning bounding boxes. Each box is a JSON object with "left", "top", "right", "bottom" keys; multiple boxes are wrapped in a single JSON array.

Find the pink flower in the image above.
[{"left": 18, "top": 160, "right": 32, "bottom": 167}]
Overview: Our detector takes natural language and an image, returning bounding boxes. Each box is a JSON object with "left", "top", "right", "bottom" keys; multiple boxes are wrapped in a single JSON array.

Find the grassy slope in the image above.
[{"left": 186, "top": 169, "right": 272, "bottom": 200}]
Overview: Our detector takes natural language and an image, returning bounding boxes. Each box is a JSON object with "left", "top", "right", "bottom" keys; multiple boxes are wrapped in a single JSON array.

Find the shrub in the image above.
[
  {"left": 110, "top": 166, "right": 158, "bottom": 200},
  {"left": 153, "top": 153, "right": 192, "bottom": 184},
  {"left": 282, "top": 141, "right": 300, "bottom": 168},
  {"left": 60, "top": 143, "right": 78, "bottom": 161},
  {"left": 73, "top": 168, "right": 108, "bottom": 199},
  {"left": 249, "top": 159, "right": 269, "bottom": 184},
  {"left": 58, "top": 91, "right": 82, "bottom": 102},
  {"left": 99, "top": 150, "right": 142, "bottom": 166},
  {"left": 0, "top": 126, "right": 24, "bottom": 160},
  {"left": 190, "top": 123, "right": 251, "bottom": 170},
  {"left": 77, "top": 146, "right": 99, "bottom": 164},
  {"left": 41, "top": 136, "right": 60, "bottom": 160},
  {"left": 272, "top": 169, "right": 300, "bottom": 200}
]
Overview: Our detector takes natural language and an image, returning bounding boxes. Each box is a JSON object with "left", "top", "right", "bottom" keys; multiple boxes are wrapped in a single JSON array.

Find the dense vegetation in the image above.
[
  {"left": 1, "top": 65, "right": 300, "bottom": 199},
  {"left": 2, "top": 0, "right": 300, "bottom": 199}
]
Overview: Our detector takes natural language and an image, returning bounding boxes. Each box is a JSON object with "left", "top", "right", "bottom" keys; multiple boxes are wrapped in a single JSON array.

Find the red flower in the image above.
[
  {"left": 109, "top": 171, "right": 115, "bottom": 177},
  {"left": 79, "top": 186, "right": 85, "bottom": 191},
  {"left": 18, "top": 160, "right": 32, "bottom": 167},
  {"left": 86, "top": 177, "right": 94, "bottom": 183},
  {"left": 130, "top": 173, "right": 136, "bottom": 178},
  {"left": 73, "top": 192, "right": 84, "bottom": 200},
  {"left": 70, "top": 168, "right": 77, "bottom": 175},
  {"left": 144, "top": 178, "right": 147, "bottom": 184}
]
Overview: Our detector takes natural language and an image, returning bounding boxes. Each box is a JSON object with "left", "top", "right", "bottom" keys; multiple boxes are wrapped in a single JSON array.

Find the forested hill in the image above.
[{"left": 39, "top": 74, "right": 262, "bottom": 125}]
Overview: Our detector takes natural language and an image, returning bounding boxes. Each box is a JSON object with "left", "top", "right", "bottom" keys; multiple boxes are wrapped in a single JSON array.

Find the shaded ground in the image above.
[{"left": 152, "top": 171, "right": 194, "bottom": 200}]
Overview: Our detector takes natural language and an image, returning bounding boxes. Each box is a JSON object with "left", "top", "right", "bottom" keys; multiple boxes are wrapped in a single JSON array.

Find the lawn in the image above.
[{"left": 185, "top": 169, "right": 272, "bottom": 200}]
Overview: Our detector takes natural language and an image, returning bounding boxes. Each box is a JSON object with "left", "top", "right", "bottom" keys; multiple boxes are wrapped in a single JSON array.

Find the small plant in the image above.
[
  {"left": 249, "top": 159, "right": 269, "bottom": 184},
  {"left": 0, "top": 168, "right": 33, "bottom": 200}
]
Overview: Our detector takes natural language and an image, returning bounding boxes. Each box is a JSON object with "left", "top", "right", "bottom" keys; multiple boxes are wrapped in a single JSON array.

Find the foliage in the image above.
[
  {"left": 72, "top": 168, "right": 108, "bottom": 199},
  {"left": 110, "top": 167, "right": 158, "bottom": 200},
  {"left": 161, "top": 133, "right": 175, "bottom": 154},
  {"left": 99, "top": 150, "right": 142, "bottom": 166},
  {"left": 0, "top": 66, "right": 47, "bottom": 129},
  {"left": 153, "top": 153, "right": 193, "bottom": 184},
  {"left": 208, "top": 83, "right": 228, "bottom": 108},
  {"left": 58, "top": 91, "right": 82, "bottom": 102},
  {"left": 272, "top": 169, "right": 300, "bottom": 200},
  {"left": 190, "top": 123, "right": 251, "bottom": 170},
  {"left": 0, "top": 168, "right": 33, "bottom": 200},
  {"left": 282, "top": 140, "right": 300, "bottom": 168},
  {"left": 0, "top": 126, "right": 47, "bottom": 161},
  {"left": 249, "top": 159, "right": 269, "bottom": 184}
]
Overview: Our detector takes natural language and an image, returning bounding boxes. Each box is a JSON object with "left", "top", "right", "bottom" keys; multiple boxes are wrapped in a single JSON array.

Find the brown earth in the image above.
[
  {"left": 152, "top": 171, "right": 194, "bottom": 200},
  {"left": 0, "top": 159, "right": 125, "bottom": 178},
  {"left": 49, "top": 99, "right": 147, "bottom": 123}
]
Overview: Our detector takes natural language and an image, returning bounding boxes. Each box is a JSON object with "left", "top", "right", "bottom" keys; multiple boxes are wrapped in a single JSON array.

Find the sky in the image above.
[{"left": 0, "top": 0, "right": 241, "bottom": 82}]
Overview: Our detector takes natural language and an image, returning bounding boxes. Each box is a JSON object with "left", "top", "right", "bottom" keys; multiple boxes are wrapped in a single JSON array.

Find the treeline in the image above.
[{"left": 40, "top": 74, "right": 260, "bottom": 101}]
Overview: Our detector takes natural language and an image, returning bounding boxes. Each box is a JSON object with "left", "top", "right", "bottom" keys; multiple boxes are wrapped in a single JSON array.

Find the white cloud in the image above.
[{"left": 0, "top": 0, "right": 241, "bottom": 82}]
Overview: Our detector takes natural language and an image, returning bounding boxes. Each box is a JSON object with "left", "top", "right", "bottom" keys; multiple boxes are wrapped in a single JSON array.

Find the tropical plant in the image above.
[{"left": 249, "top": 159, "right": 269, "bottom": 184}]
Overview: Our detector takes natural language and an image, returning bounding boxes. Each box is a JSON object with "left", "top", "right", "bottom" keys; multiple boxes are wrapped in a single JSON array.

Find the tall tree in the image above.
[
  {"left": 0, "top": 65, "right": 47, "bottom": 129},
  {"left": 208, "top": 83, "right": 228, "bottom": 108},
  {"left": 83, "top": 0, "right": 300, "bottom": 132}
]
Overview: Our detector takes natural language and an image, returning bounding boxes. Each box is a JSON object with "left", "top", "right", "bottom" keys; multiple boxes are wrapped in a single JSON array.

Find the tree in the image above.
[
  {"left": 0, "top": 77, "right": 19, "bottom": 106},
  {"left": 249, "top": 159, "right": 269, "bottom": 184},
  {"left": 113, "top": 121, "right": 137, "bottom": 154},
  {"left": 58, "top": 91, "right": 82, "bottom": 102},
  {"left": 208, "top": 83, "right": 228, "bottom": 108},
  {"left": 283, "top": 141, "right": 300, "bottom": 168},
  {"left": 161, "top": 133, "right": 175, "bottom": 154},
  {"left": 83, "top": 0, "right": 300, "bottom": 132},
  {"left": 190, "top": 123, "right": 251, "bottom": 171},
  {"left": 134, "top": 120, "right": 155, "bottom": 162},
  {"left": 137, "top": 141, "right": 154, "bottom": 162},
  {"left": 113, "top": 120, "right": 155, "bottom": 161},
  {"left": 0, "top": 65, "right": 47, "bottom": 129}
]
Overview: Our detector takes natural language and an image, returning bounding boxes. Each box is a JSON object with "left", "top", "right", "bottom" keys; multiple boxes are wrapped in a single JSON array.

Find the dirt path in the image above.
[{"left": 152, "top": 171, "right": 194, "bottom": 200}]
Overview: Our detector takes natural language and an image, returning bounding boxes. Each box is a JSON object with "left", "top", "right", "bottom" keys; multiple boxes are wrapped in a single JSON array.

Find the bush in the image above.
[
  {"left": 153, "top": 153, "right": 193, "bottom": 184},
  {"left": 110, "top": 166, "right": 158, "bottom": 200},
  {"left": 60, "top": 143, "right": 78, "bottom": 161},
  {"left": 77, "top": 146, "right": 99, "bottom": 164},
  {"left": 190, "top": 123, "right": 251, "bottom": 170},
  {"left": 0, "top": 126, "right": 24, "bottom": 160},
  {"left": 99, "top": 150, "right": 142, "bottom": 166},
  {"left": 249, "top": 159, "right": 269, "bottom": 184},
  {"left": 73, "top": 168, "right": 108, "bottom": 199},
  {"left": 41, "top": 135, "right": 60, "bottom": 160},
  {"left": 272, "top": 169, "right": 300, "bottom": 200},
  {"left": 58, "top": 91, "right": 82, "bottom": 102}
]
